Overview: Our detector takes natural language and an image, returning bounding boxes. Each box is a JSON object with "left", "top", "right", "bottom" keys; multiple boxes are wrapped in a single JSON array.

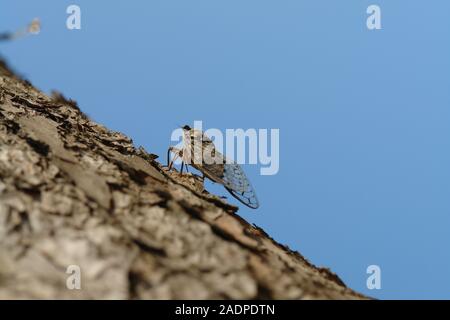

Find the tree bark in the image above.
[{"left": 0, "top": 60, "right": 367, "bottom": 299}]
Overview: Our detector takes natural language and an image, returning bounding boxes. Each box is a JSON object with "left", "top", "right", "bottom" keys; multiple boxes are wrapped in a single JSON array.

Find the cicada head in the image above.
[{"left": 181, "top": 125, "right": 206, "bottom": 145}]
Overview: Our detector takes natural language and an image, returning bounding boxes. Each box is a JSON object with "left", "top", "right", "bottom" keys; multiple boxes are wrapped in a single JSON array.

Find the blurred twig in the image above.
[{"left": 0, "top": 18, "right": 40, "bottom": 42}]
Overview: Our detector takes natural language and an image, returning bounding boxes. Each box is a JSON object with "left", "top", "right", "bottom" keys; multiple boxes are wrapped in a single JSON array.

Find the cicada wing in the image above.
[
  {"left": 222, "top": 162, "right": 260, "bottom": 209},
  {"left": 200, "top": 153, "right": 260, "bottom": 209},
  {"left": 184, "top": 130, "right": 259, "bottom": 209}
]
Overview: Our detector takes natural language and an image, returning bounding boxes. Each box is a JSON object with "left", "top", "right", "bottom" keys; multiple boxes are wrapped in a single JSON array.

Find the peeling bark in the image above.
[{"left": 0, "top": 60, "right": 367, "bottom": 300}]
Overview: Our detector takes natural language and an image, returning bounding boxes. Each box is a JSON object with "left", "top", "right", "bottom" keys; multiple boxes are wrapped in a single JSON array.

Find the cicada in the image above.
[{"left": 167, "top": 125, "right": 259, "bottom": 209}]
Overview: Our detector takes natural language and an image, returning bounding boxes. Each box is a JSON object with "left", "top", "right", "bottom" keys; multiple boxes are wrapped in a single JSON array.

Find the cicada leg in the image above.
[{"left": 167, "top": 146, "right": 186, "bottom": 173}]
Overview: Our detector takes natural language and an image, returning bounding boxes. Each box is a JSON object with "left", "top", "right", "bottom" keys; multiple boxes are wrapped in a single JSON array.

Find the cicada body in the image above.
[{"left": 168, "top": 125, "right": 259, "bottom": 209}]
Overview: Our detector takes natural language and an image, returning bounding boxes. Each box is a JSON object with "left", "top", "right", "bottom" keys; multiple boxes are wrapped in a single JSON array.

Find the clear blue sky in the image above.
[{"left": 2, "top": 1, "right": 450, "bottom": 300}]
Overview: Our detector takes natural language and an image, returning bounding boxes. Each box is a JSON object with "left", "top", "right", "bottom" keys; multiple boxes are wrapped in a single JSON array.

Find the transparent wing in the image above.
[
  {"left": 222, "top": 162, "right": 260, "bottom": 209},
  {"left": 186, "top": 129, "right": 259, "bottom": 209},
  {"left": 188, "top": 139, "right": 259, "bottom": 209}
]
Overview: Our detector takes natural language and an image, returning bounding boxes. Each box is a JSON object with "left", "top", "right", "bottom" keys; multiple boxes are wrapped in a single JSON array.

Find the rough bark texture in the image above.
[{"left": 0, "top": 60, "right": 367, "bottom": 300}]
